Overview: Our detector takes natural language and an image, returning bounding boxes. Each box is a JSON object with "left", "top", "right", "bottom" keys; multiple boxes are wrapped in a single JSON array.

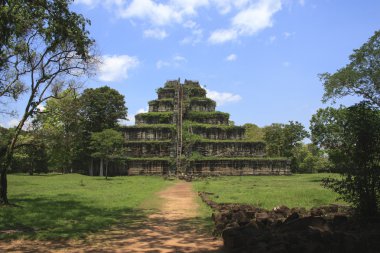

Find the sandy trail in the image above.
[{"left": 0, "top": 181, "right": 224, "bottom": 253}]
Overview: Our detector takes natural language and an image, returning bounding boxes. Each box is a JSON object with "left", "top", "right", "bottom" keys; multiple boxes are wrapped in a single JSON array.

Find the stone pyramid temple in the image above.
[{"left": 121, "top": 79, "right": 290, "bottom": 176}]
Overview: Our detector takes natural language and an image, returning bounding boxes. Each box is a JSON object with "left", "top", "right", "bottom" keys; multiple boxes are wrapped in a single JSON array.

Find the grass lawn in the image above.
[
  {"left": 193, "top": 173, "right": 345, "bottom": 210},
  {"left": 0, "top": 174, "right": 172, "bottom": 240}
]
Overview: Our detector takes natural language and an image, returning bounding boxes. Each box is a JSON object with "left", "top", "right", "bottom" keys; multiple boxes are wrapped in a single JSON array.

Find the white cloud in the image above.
[
  {"left": 37, "top": 104, "right": 46, "bottom": 112},
  {"left": 156, "top": 60, "right": 171, "bottom": 69},
  {"left": 98, "top": 55, "right": 139, "bottom": 82},
  {"left": 208, "top": 29, "right": 238, "bottom": 44},
  {"left": 156, "top": 55, "right": 187, "bottom": 69},
  {"left": 226, "top": 54, "right": 237, "bottom": 61},
  {"left": 269, "top": 35, "right": 277, "bottom": 43},
  {"left": 209, "top": 0, "right": 282, "bottom": 44},
  {"left": 181, "top": 21, "right": 203, "bottom": 45},
  {"left": 118, "top": 0, "right": 182, "bottom": 26},
  {"left": 143, "top": 28, "right": 168, "bottom": 39},
  {"left": 206, "top": 89, "right": 242, "bottom": 106},
  {"left": 76, "top": 0, "right": 283, "bottom": 43},
  {"left": 124, "top": 107, "right": 148, "bottom": 126}
]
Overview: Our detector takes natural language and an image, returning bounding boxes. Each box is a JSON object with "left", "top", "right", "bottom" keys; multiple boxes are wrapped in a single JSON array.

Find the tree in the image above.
[
  {"left": 263, "top": 121, "right": 309, "bottom": 157},
  {"left": 90, "top": 129, "right": 124, "bottom": 179},
  {"left": 0, "top": 0, "right": 95, "bottom": 204},
  {"left": 79, "top": 86, "right": 127, "bottom": 133},
  {"left": 78, "top": 86, "right": 127, "bottom": 176},
  {"left": 263, "top": 121, "right": 309, "bottom": 172},
  {"left": 292, "top": 143, "right": 331, "bottom": 173},
  {"left": 35, "top": 88, "right": 82, "bottom": 173},
  {"left": 320, "top": 30, "right": 380, "bottom": 107},
  {"left": 244, "top": 123, "right": 264, "bottom": 141},
  {"left": 310, "top": 103, "right": 380, "bottom": 217}
]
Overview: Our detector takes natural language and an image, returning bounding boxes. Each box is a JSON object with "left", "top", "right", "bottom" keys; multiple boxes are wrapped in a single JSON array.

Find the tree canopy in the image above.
[
  {"left": 310, "top": 102, "right": 380, "bottom": 216},
  {"left": 320, "top": 30, "right": 380, "bottom": 107},
  {"left": 79, "top": 86, "right": 127, "bottom": 133}
]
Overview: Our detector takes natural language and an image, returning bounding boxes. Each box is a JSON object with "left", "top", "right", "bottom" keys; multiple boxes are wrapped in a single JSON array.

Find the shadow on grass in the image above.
[
  {"left": 0, "top": 196, "right": 147, "bottom": 241},
  {"left": 0, "top": 201, "right": 224, "bottom": 253}
]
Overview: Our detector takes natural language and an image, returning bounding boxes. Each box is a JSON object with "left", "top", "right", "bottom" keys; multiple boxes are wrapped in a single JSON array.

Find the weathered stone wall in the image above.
[
  {"left": 127, "top": 160, "right": 170, "bottom": 175},
  {"left": 186, "top": 112, "right": 229, "bottom": 124},
  {"left": 191, "top": 126, "right": 245, "bottom": 140},
  {"left": 189, "top": 100, "right": 215, "bottom": 112},
  {"left": 125, "top": 141, "right": 171, "bottom": 157},
  {"left": 193, "top": 141, "right": 266, "bottom": 157},
  {"left": 123, "top": 127, "right": 173, "bottom": 141},
  {"left": 188, "top": 159, "right": 290, "bottom": 175},
  {"left": 148, "top": 100, "right": 174, "bottom": 112},
  {"left": 135, "top": 113, "right": 173, "bottom": 124},
  {"left": 157, "top": 88, "right": 175, "bottom": 99}
]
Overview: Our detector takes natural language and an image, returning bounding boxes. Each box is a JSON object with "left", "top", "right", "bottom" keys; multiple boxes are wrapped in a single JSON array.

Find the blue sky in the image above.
[{"left": 2, "top": 0, "right": 380, "bottom": 129}]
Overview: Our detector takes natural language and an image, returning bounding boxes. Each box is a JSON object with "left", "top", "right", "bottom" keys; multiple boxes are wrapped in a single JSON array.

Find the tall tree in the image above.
[
  {"left": 0, "top": 0, "right": 95, "bottom": 204},
  {"left": 320, "top": 30, "right": 380, "bottom": 107},
  {"left": 90, "top": 129, "right": 124, "bottom": 179},
  {"left": 263, "top": 121, "right": 309, "bottom": 172},
  {"left": 79, "top": 86, "right": 127, "bottom": 132},
  {"left": 35, "top": 88, "right": 82, "bottom": 173},
  {"left": 244, "top": 123, "right": 264, "bottom": 141},
  {"left": 263, "top": 121, "right": 309, "bottom": 157},
  {"left": 310, "top": 103, "right": 380, "bottom": 217},
  {"left": 79, "top": 86, "right": 127, "bottom": 175}
]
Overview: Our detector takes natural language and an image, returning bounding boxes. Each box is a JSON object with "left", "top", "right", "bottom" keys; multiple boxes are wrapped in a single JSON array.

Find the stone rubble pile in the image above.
[{"left": 199, "top": 192, "right": 380, "bottom": 253}]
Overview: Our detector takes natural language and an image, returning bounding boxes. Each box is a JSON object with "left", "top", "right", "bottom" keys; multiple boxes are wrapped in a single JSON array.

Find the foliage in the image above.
[
  {"left": 120, "top": 124, "right": 175, "bottom": 130},
  {"left": 0, "top": 174, "right": 171, "bottom": 240},
  {"left": 90, "top": 129, "right": 125, "bottom": 178},
  {"left": 34, "top": 88, "right": 82, "bottom": 172},
  {"left": 310, "top": 102, "right": 380, "bottom": 217},
  {"left": 189, "top": 97, "right": 216, "bottom": 107},
  {"left": 135, "top": 112, "right": 173, "bottom": 124},
  {"left": 148, "top": 98, "right": 173, "bottom": 105},
  {"left": 263, "top": 121, "right": 309, "bottom": 158},
  {"left": 244, "top": 123, "right": 264, "bottom": 141},
  {"left": 79, "top": 86, "right": 127, "bottom": 132},
  {"left": 292, "top": 143, "right": 331, "bottom": 173},
  {"left": 193, "top": 174, "right": 344, "bottom": 209},
  {"left": 320, "top": 30, "right": 380, "bottom": 107},
  {"left": 0, "top": 0, "right": 95, "bottom": 204},
  {"left": 186, "top": 111, "right": 229, "bottom": 123},
  {"left": 1, "top": 127, "right": 48, "bottom": 174},
  {"left": 184, "top": 86, "right": 206, "bottom": 97}
]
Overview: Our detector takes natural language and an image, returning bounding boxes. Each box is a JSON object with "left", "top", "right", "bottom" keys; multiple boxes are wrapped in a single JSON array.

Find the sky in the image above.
[{"left": 1, "top": 0, "right": 380, "bottom": 130}]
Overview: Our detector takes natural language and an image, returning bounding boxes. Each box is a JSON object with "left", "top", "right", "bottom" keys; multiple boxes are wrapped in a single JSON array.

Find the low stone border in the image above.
[{"left": 198, "top": 192, "right": 380, "bottom": 253}]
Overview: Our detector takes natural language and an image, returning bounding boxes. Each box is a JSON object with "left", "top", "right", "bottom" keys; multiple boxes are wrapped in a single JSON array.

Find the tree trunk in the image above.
[
  {"left": 105, "top": 160, "right": 108, "bottom": 180},
  {"left": 0, "top": 167, "right": 9, "bottom": 204},
  {"left": 89, "top": 158, "right": 93, "bottom": 176},
  {"left": 99, "top": 158, "right": 104, "bottom": 177}
]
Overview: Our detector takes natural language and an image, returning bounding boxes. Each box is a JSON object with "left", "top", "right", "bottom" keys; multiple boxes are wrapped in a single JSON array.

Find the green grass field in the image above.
[
  {"left": 193, "top": 173, "right": 345, "bottom": 210},
  {"left": 0, "top": 174, "right": 172, "bottom": 240},
  {"left": 0, "top": 173, "right": 345, "bottom": 240}
]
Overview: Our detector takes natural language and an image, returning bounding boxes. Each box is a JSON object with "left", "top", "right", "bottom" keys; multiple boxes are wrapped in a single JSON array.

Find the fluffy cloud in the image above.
[
  {"left": 77, "top": 0, "right": 284, "bottom": 43},
  {"left": 209, "top": 0, "right": 282, "bottom": 44},
  {"left": 156, "top": 55, "right": 187, "bottom": 69},
  {"left": 123, "top": 107, "right": 148, "bottom": 126},
  {"left": 143, "top": 29, "right": 168, "bottom": 39},
  {"left": 208, "top": 29, "right": 238, "bottom": 44},
  {"left": 206, "top": 89, "right": 242, "bottom": 106},
  {"left": 98, "top": 55, "right": 139, "bottom": 82},
  {"left": 226, "top": 54, "right": 237, "bottom": 61}
]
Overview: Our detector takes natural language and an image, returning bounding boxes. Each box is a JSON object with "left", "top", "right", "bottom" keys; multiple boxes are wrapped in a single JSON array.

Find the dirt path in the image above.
[{"left": 1, "top": 181, "right": 224, "bottom": 253}]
